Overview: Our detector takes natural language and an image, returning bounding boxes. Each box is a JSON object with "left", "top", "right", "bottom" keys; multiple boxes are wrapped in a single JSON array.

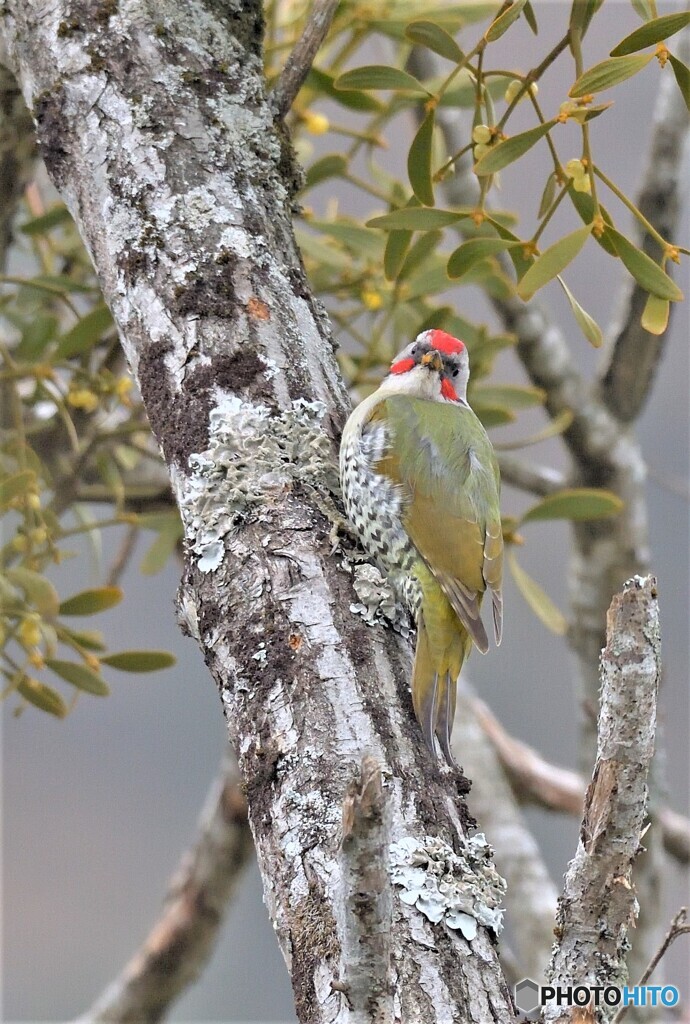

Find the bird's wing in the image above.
[{"left": 374, "top": 396, "right": 503, "bottom": 651}]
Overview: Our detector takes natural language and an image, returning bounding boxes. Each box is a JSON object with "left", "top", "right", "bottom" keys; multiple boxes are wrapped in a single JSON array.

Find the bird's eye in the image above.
[{"left": 452, "top": 369, "right": 459, "bottom": 378}]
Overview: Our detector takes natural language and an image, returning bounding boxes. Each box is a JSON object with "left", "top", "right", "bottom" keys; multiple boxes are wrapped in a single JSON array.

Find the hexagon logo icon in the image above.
[{"left": 515, "top": 978, "right": 540, "bottom": 1014}]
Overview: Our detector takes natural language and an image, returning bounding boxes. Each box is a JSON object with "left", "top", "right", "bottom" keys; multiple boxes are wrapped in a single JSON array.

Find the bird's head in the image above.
[{"left": 383, "top": 329, "right": 469, "bottom": 404}]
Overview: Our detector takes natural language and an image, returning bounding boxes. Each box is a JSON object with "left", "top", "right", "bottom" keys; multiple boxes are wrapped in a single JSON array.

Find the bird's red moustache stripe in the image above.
[
  {"left": 441, "top": 379, "right": 459, "bottom": 402},
  {"left": 390, "top": 357, "right": 416, "bottom": 375}
]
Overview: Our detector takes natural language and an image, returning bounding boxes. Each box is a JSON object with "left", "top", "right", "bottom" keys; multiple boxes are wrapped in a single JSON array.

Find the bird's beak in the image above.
[{"left": 421, "top": 350, "right": 443, "bottom": 373}]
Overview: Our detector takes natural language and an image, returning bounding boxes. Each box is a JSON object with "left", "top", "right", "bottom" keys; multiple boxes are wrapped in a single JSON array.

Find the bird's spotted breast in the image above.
[{"left": 340, "top": 418, "right": 420, "bottom": 610}]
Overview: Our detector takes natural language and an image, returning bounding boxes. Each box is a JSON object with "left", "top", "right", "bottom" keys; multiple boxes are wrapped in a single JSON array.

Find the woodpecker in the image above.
[{"left": 339, "top": 329, "right": 503, "bottom": 763}]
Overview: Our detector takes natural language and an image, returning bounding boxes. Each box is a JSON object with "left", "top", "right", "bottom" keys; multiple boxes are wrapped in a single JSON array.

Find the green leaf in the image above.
[
  {"left": 517, "top": 224, "right": 592, "bottom": 300},
  {"left": 405, "top": 20, "right": 464, "bottom": 62},
  {"left": 60, "top": 627, "right": 107, "bottom": 653},
  {"left": 58, "top": 586, "right": 123, "bottom": 616},
  {"left": 668, "top": 54, "right": 690, "bottom": 113},
  {"left": 520, "top": 488, "right": 624, "bottom": 523},
  {"left": 312, "top": 220, "right": 381, "bottom": 256},
  {"left": 19, "top": 205, "right": 72, "bottom": 235},
  {"left": 569, "top": 0, "right": 605, "bottom": 38},
  {"left": 474, "top": 120, "right": 556, "bottom": 175},
  {"left": 523, "top": 1, "right": 538, "bottom": 34},
  {"left": 408, "top": 111, "right": 436, "bottom": 207},
  {"left": 537, "top": 172, "right": 557, "bottom": 218},
  {"left": 603, "top": 226, "right": 684, "bottom": 301},
  {"left": 56, "top": 304, "right": 114, "bottom": 359},
  {"left": 101, "top": 650, "right": 176, "bottom": 672},
  {"left": 447, "top": 237, "right": 520, "bottom": 279},
  {"left": 306, "top": 67, "right": 383, "bottom": 111},
  {"left": 569, "top": 52, "right": 654, "bottom": 97},
  {"left": 484, "top": 217, "right": 534, "bottom": 279},
  {"left": 367, "top": 208, "right": 468, "bottom": 231},
  {"left": 0, "top": 469, "right": 36, "bottom": 511},
  {"left": 495, "top": 408, "right": 573, "bottom": 450},
  {"left": 398, "top": 230, "right": 443, "bottom": 281},
  {"left": 473, "top": 404, "right": 515, "bottom": 428},
  {"left": 641, "top": 293, "right": 670, "bottom": 335},
  {"left": 384, "top": 230, "right": 413, "bottom": 281},
  {"left": 485, "top": 0, "right": 528, "bottom": 41},
  {"left": 15, "top": 314, "right": 59, "bottom": 359},
  {"left": 334, "top": 65, "right": 430, "bottom": 94},
  {"left": 16, "top": 676, "right": 67, "bottom": 717},
  {"left": 304, "top": 154, "right": 348, "bottom": 189},
  {"left": 140, "top": 516, "right": 183, "bottom": 575},
  {"left": 46, "top": 658, "right": 109, "bottom": 696},
  {"left": 610, "top": 11, "right": 690, "bottom": 55},
  {"left": 558, "top": 277, "right": 603, "bottom": 347},
  {"left": 631, "top": 0, "right": 654, "bottom": 20},
  {"left": 508, "top": 550, "right": 567, "bottom": 635},
  {"left": 472, "top": 384, "right": 545, "bottom": 409},
  {"left": 30, "top": 274, "right": 96, "bottom": 294},
  {"left": 5, "top": 568, "right": 60, "bottom": 617},
  {"left": 568, "top": 188, "right": 617, "bottom": 255}
]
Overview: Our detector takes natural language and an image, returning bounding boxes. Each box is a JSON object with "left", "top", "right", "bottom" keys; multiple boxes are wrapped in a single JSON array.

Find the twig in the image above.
[
  {"left": 497, "top": 454, "right": 566, "bottom": 497},
  {"left": 470, "top": 695, "right": 583, "bottom": 816},
  {"left": 470, "top": 693, "right": 690, "bottom": 865},
  {"left": 612, "top": 908, "right": 690, "bottom": 1024},
  {"left": 76, "top": 747, "right": 253, "bottom": 1024},
  {"left": 270, "top": 0, "right": 340, "bottom": 119},
  {"left": 106, "top": 523, "right": 140, "bottom": 587},
  {"left": 544, "top": 575, "right": 661, "bottom": 1023}
]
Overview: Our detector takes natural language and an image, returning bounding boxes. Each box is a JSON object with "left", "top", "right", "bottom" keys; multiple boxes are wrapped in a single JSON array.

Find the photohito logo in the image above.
[{"left": 514, "top": 979, "right": 680, "bottom": 1015}]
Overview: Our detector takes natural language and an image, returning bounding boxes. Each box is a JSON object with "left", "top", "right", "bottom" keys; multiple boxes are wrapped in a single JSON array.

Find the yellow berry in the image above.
[
  {"left": 12, "top": 534, "right": 29, "bottom": 553},
  {"left": 29, "top": 527, "right": 48, "bottom": 546},
  {"left": 19, "top": 616, "right": 42, "bottom": 648},
  {"left": 504, "top": 79, "right": 533, "bottom": 104},
  {"left": 572, "top": 175, "right": 592, "bottom": 194},
  {"left": 303, "top": 111, "right": 329, "bottom": 136},
  {"left": 26, "top": 493, "right": 42, "bottom": 511},
  {"left": 29, "top": 651, "right": 45, "bottom": 669},
  {"left": 115, "top": 376, "right": 133, "bottom": 398},
  {"left": 361, "top": 288, "right": 383, "bottom": 311},
  {"left": 565, "top": 158, "right": 586, "bottom": 179},
  {"left": 473, "top": 143, "right": 491, "bottom": 161},
  {"left": 68, "top": 388, "right": 100, "bottom": 412},
  {"left": 472, "top": 124, "right": 492, "bottom": 145}
]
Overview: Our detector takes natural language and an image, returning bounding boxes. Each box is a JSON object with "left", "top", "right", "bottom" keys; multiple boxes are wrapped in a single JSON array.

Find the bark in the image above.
[
  {"left": 545, "top": 576, "right": 661, "bottom": 1023},
  {"left": 0, "top": 3, "right": 515, "bottom": 1021}
]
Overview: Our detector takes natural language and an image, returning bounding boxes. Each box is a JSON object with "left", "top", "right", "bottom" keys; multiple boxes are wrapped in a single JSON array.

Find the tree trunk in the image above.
[{"left": 0, "top": 2, "right": 516, "bottom": 1019}]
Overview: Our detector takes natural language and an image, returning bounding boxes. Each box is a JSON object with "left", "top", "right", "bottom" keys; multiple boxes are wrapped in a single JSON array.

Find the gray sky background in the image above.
[{"left": 3, "top": 3, "right": 689, "bottom": 1022}]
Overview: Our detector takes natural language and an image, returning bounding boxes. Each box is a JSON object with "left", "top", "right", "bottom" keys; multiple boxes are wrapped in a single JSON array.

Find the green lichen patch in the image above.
[{"left": 181, "top": 395, "right": 339, "bottom": 572}]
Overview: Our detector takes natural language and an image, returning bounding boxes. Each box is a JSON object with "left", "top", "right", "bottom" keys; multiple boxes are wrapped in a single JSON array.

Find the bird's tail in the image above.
[{"left": 412, "top": 586, "right": 473, "bottom": 764}]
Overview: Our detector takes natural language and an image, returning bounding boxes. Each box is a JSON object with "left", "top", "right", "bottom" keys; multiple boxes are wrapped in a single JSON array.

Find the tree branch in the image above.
[
  {"left": 270, "top": 0, "right": 340, "bottom": 119},
  {"left": 471, "top": 693, "right": 689, "bottom": 865},
  {"left": 497, "top": 453, "right": 567, "bottom": 496},
  {"left": 76, "top": 747, "right": 253, "bottom": 1024},
  {"left": 545, "top": 575, "right": 661, "bottom": 1023},
  {"left": 599, "top": 30, "right": 690, "bottom": 423}
]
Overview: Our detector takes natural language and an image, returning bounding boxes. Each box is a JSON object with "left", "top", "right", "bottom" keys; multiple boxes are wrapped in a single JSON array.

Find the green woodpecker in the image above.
[{"left": 339, "top": 329, "right": 503, "bottom": 762}]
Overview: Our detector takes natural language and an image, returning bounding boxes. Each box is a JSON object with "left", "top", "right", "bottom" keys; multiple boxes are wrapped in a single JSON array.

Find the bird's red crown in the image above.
[{"left": 428, "top": 330, "right": 465, "bottom": 355}]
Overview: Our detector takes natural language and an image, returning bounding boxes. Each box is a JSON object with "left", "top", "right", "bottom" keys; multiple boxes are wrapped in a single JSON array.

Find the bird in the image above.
[{"left": 339, "top": 328, "right": 503, "bottom": 763}]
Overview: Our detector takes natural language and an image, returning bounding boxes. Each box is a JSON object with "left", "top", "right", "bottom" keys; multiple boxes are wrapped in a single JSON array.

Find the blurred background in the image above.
[{"left": 3, "top": 2, "right": 688, "bottom": 1021}]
